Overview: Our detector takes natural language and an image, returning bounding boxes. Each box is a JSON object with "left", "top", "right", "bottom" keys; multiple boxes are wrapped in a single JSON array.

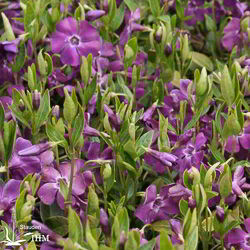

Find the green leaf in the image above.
[
  {"left": 150, "top": 220, "right": 170, "bottom": 233},
  {"left": 220, "top": 65, "right": 235, "bottom": 106},
  {"left": 136, "top": 130, "right": 154, "bottom": 157},
  {"left": 68, "top": 206, "right": 83, "bottom": 244},
  {"left": 44, "top": 216, "right": 68, "bottom": 236},
  {"left": 37, "top": 49, "right": 46, "bottom": 76},
  {"left": 148, "top": 0, "right": 160, "bottom": 17},
  {"left": 191, "top": 52, "right": 213, "bottom": 71},
  {"left": 27, "top": 241, "right": 37, "bottom": 250},
  {"left": 15, "top": 189, "right": 26, "bottom": 222},
  {"left": 35, "top": 89, "right": 50, "bottom": 131},
  {"left": 219, "top": 164, "right": 232, "bottom": 198},
  {"left": 117, "top": 208, "right": 130, "bottom": 233},
  {"left": 124, "top": 0, "right": 138, "bottom": 11},
  {"left": 184, "top": 106, "right": 204, "bottom": 131},
  {"left": 204, "top": 162, "right": 220, "bottom": 191},
  {"left": 71, "top": 108, "right": 84, "bottom": 148},
  {"left": 179, "top": 199, "right": 189, "bottom": 216},
  {"left": 184, "top": 226, "right": 198, "bottom": 250},
  {"left": 9, "top": 105, "right": 31, "bottom": 128},
  {"left": 46, "top": 123, "right": 68, "bottom": 148},
  {"left": 44, "top": 52, "right": 53, "bottom": 75},
  {"left": 208, "top": 141, "right": 225, "bottom": 162},
  {"left": 111, "top": 2, "right": 125, "bottom": 31},
  {"left": 0, "top": 103, "right": 4, "bottom": 131},
  {"left": 108, "top": 0, "right": 117, "bottom": 23},
  {"left": 24, "top": 1, "right": 35, "bottom": 33},
  {"left": 3, "top": 120, "right": 16, "bottom": 162},
  {"left": 1, "top": 13, "right": 15, "bottom": 41},
  {"left": 59, "top": 179, "right": 69, "bottom": 200},
  {"left": 86, "top": 220, "right": 98, "bottom": 250},
  {"left": 160, "top": 230, "right": 174, "bottom": 250},
  {"left": 12, "top": 41, "right": 26, "bottom": 73},
  {"left": 84, "top": 75, "right": 97, "bottom": 106}
]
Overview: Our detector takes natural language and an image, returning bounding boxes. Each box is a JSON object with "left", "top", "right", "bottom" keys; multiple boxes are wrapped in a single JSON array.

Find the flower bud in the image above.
[
  {"left": 52, "top": 105, "right": 60, "bottom": 120},
  {"left": 155, "top": 27, "right": 162, "bottom": 43},
  {"left": 86, "top": 10, "right": 105, "bottom": 21},
  {"left": 181, "top": 34, "right": 189, "bottom": 62},
  {"left": 164, "top": 43, "right": 172, "bottom": 57},
  {"left": 103, "top": 163, "right": 112, "bottom": 180},
  {"left": 32, "top": 90, "right": 41, "bottom": 110},
  {"left": 103, "top": 0, "right": 109, "bottom": 13},
  {"left": 196, "top": 67, "right": 208, "bottom": 96},
  {"left": 216, "top": 206, "right": 225, "bottom": 223},
  {"left": 18, "top": 100, "right": 25, "bottom": 112},
  {"left": 100, "top": 208, "right": 110, "bottom": 235},
  {"left": 63, "top": 88, "right": 77, "bottom": 124}
]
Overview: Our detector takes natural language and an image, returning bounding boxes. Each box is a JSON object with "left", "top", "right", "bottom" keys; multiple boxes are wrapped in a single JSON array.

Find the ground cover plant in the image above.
[{"left": 0, "top": 0, "right": 250, "bottom": 249}]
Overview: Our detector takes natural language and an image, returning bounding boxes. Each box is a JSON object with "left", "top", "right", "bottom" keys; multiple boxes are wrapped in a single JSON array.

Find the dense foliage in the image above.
[{"left": 0, "top": 0, "right": 250, "bottom": 249}]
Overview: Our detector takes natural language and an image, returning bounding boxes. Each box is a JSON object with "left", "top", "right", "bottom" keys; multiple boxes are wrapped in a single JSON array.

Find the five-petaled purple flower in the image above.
[
  {"left": 38, "top": 160, "right": 92, "bottom": 209},
  {"left": 51, "top": 17, "right": 101, "bottom": 66}
]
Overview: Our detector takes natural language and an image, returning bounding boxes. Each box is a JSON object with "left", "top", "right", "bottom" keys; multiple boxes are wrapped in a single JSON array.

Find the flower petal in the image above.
[
  {"left": 56, "top": 17, "right": 78, "bottom": 36},
  {"left": 239, "top": 134, "right": 250, "bottom": 150},
  {"left": 72, "top": 175, "right": 86, "bottom": 195},
  {"left": 51, "top": 31, "right": 67, "bottom": 53},
  {"left": 227, "top": 228, "right": 246, "bottom": 244},
  {"left": 38, "top": 183, "right": 58, "bottom": 205},
  {"left": 78, "top": 21, "right": 100, "bottom": 42},
  {"left": 60, "top": 46, "right": 80, "bottom": 66},
  {"left": 2, "top": 179, "right": 20, "bottom": 201},
  {"left": 78, "top": 40, "right": 101, "bottom": 57}
]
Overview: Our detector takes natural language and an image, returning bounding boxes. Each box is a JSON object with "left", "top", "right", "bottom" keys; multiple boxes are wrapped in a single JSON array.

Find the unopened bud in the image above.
[
  {"left": 196, "top": 67, "right": 208, "bottom": 96},
  {"left": 52, "top": 105, "right": 60, "bottom": 120},
  {"left": 164, "top": 43, "right": 172, "bottom": 57},
  {"left": 103, "top": 163, "right": 112, "bottom": 180},
  {"left": 103, "top": 0, "right": 109, "bottom": 13},
  {"left": 18, "top": 100, "right": 25, "bottom": 112},
  {"left": 86, "top": 10, "right": 105, "bottom": 21},
  {"left": 216, "top": 206, "right": 225, "bottom": 222},
  {"left": 155, "top": 27, "right": 162, "bottom": 43},
  {"left": 32, "top": 90, "right": 41, "bottom": 110}
]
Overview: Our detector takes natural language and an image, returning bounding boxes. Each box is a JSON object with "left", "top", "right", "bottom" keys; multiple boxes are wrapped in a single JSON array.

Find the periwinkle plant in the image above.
[{"left": 1, "top": 0, "right": 250, "bottom": 249}]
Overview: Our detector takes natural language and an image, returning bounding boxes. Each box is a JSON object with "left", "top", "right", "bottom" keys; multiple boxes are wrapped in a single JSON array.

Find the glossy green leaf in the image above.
[
  {"left": 68, "top": 206, "right": 83, "bottom": 244},
  {"left": 191, "top": 52, "right": 213, "bottom": 71},
  {"left": 35, "top": 89, "right": 50, "bottom": 131}
]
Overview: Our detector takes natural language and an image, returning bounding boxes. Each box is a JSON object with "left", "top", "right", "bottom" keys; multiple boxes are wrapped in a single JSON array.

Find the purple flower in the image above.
[
  {"left": 38, "top": 160, "right": 92, "bottom": 209},
  {"left": 0, "top": 179, "right": 20, "bottom": 224},
  {"left": 145, "top": 147, "right": 178, "bottom": 168},
  {"left": 226, "top": 218, "right": 250, "bottom": 250},
  {"left": 9, "top": 137, "right": 42, "bottom": 179},
  {"left": 231, "top": 166, "right": 250, "bottom": 199},
  {"left": 221, "top": 18, "right": 242, "bottom": 52},
  {"left": 216, "top": 206, "right": 225, "bottom": 223},
  {"left": 169, "top": 219, "right": 184, "bottom": 245},
  {"left": 174, "top": 132, "right": 207, "bottom": 174},
  {"left": 135, "top": 185, "right": 169, "bottom": 224},
  {"left": 86, "top": 10, "right": 106, "bottom": 21},
  {"left": 225, "top": 125, "right": 250, "bottom": 153},
  {"left": 135, "top": 184, "right": 180, "bottom": 224},
  {"left": 51, "top": 17, "right": 101, "bottom": 66}
]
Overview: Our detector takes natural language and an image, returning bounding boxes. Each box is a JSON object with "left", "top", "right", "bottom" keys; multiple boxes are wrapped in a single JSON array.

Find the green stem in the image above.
[
  {"left": 5, "top": 160, "right": 9, "bottom": 181},
  {"left": 67, "top": 157, "right": 75, "bottom": 206}
]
